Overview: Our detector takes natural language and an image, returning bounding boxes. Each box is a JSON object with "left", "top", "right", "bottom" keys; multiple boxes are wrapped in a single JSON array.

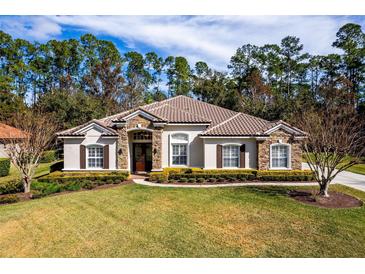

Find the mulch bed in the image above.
[{"left": 288, "top": 190, "right": 363, "bottom": 208}]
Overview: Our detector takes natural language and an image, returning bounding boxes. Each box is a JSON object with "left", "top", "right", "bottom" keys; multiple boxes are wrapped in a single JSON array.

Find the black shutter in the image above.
[
  {"left": 217, "top": 144, "right": 222, "bottom": 168},
  {"left": 240, "top": 144, "right": 246, "bottom": 168},
  {"left": 80, "top": 145, "right": 86, "bottom": 169},
  {"left": 103, "top": 145, "right": 109, "bottom": 169}
]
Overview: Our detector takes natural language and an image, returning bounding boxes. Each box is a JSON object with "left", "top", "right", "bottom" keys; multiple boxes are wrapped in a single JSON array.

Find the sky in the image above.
[{"left": 0, "top": 15, "right": 364, "bottom": 70}]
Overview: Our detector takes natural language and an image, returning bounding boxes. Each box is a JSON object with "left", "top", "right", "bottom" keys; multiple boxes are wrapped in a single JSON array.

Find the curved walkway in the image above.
[{"left": 133, "top": 179, "right": 319, "bottom": 188}]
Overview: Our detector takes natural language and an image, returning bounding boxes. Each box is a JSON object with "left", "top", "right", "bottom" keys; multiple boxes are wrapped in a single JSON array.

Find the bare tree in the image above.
[
  {"left": 0, "top": 111, "right": 57, "bottom": 195},
  {"left": 298, "top": 78, "right": 365, "bottom": 197}
]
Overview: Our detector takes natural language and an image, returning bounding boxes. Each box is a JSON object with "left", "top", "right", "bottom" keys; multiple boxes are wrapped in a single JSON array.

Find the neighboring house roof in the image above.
[
  {"left": 0, "top": 123, "right": 27, "bottom": 139},
  {"left": 57, "top": 95, "right": 306, "bottom": 137}
]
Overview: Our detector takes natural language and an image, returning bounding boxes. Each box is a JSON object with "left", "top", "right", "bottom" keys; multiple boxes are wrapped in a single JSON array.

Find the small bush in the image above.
[
  {"left": 188, "top": 178, "right": 196, "bottom": 183},
  {"left": 217, "top": 177, "right": 225, "bottom": 182},
  {"left": 0, "top": 180, "right": 23, "bottom": 195},
  {"left": 149, "top": 172, "right": 168, "bottom": 182},
  {"left": 208, "top": 178, "right": 216, "bottom": 183},
  {"left": 40, "top": 150, "right": 58, "bottom": 163},
  {"left": 179, "top": 178, "right": 188, "bottom": 183},
  {"left": 63, "top": 181, "right": 81, "bottom": 191},
  {"left": 0, "top": 158, "right": 10, "bottom": 177},
  {"left": 50, "top": 161, "right": 64, "bottom": 173},
  {"left": 197, "top": 178, "right": 205, "bottom": 183},
  {"left": 31, "top": 181, "right": 62, "bottom": 196},
  {"left": 0, "top": 194, "right": 19, "bottom": 204}
]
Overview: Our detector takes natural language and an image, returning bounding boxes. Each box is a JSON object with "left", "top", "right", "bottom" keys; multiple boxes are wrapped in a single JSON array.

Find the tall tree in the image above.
[{"left": 165, "top": 56, "right": 191, "bottom": 97}]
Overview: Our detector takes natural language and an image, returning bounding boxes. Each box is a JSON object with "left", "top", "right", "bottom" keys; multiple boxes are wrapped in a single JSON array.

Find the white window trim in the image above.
[
  {"left": 86, "top": 144, "right": 104, "bottom": 170},
  {"left": 270, "top": 143, "right": 292, "bottom": 170},
  {"left": 169, "top": 132, "right": 190, "bottom": 167},
  {"left": 222, "top": 144, "right": 241, "bottom": 169}
]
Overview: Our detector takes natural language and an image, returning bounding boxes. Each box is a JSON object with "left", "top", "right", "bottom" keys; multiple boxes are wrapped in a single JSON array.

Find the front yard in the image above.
[{"left": 0, "top": 183, "right": 364, "bottom": 257}]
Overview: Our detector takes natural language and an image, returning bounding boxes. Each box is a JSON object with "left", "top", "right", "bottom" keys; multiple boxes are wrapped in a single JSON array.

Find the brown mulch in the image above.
[{"left": 288, "top": 190, "right": 363, "bottom": 209}]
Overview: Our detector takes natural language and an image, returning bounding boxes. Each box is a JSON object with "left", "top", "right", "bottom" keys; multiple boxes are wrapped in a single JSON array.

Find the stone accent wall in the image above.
[
  {"left": 257, "top": 129, "right": 303, "bottom": 170},
  {"left": 116, "top": 126, "right": 129, "bottom": 169},
  {"left": 152, "top": 128, "right": 163, "bottom": 171},
  {"left": 116, "top": 114, "right": 163, "bottom": 171}
]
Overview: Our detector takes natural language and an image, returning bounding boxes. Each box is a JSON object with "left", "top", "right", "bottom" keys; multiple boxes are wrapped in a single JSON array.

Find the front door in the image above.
[{"left": 133, "top": 143, "right": 152, "bottom": 172}]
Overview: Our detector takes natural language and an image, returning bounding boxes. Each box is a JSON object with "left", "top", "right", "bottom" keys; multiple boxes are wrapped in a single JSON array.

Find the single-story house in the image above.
[
  {"left": 57, "top": 95, "right": 307, "bottom": 173},
  {"left": 0, "top": 122, "right": 27, "bottom": 158}
]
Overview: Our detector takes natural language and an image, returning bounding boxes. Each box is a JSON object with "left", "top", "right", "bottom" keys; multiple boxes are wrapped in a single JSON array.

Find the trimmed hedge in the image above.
[
  {"left": 0, "top": 158, "right": 10, "bottom": 177},
  {"left": 0, "top": 194, "right": 19, "bottom": 204},
  {"left": 38, "top": 171, "right": 130, "bottom": 184},
  {"left": 0, "top": 180, "right": 23, "bottom": 195},
  {"left": 50, "top": 161, "right": 64, "bottom": 173},
  {"left": 40, "top": 150, "right": 58, "bottom": 163},
  {"left": 149, "top": 168, "right": 314, "bottom": 183}
]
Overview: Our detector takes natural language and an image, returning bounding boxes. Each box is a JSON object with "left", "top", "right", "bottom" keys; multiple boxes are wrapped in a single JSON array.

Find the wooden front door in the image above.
[{"left": 133, "top": 143, "right": 152, "bottom": 172}]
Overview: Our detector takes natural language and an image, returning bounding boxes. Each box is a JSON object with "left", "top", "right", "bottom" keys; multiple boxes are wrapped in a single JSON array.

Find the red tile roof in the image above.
[{"left": 0, "top": 123, "right": 27, "bottom": 139}]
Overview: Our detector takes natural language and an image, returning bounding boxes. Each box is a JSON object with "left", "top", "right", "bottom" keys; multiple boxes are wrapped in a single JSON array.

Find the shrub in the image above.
[
  {"left": 188, "top": 178, "right": 196, "bottom": 183},
  {"left": 217, "top": 177, "right": 225, "bottom": 182},
  {"left": 149, "top": 171, "right": 168, "bottom": 183},
  {"left": 50, "top": 161, "right": 64, "bottom": 173},
  {"left": 40, "top": 150, "right": 58, "bottom": 163},
  {"left": 63, "top": 181, "right": 81, "bottom": 191},
  {"left": 0, "top": 180, "right": 23, "bottom": 195},
  {"left": 38, "top": 171, "right": 129, "bottom": 184},
  {"left": 208, "top": 178, "right": 216, "bottom": 183},
  {"left": 31, "top": 181, "right": 62, "bottom": 196},
  {"left": 256, "top": 170, "right": 314, "bottom": 181},
  {"left": 0, "top": 158, "right": 10, "bottom": 177},
  {"left": 179, "top": 178, "right": 188, "bottom": 183},
  {"left": 168, "top": 172, "right": 255, "bottom": 181},
  {"left": 0, "top": 194, "right": 19, "bottom": 204},
  {"left": 197, "top": 178, "right": 205, "bottom": 183}
]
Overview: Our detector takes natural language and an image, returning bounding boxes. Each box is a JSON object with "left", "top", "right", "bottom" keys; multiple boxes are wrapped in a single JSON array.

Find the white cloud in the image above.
[{"left": 0, "top": 16, "right": 363, "bottom": 70}]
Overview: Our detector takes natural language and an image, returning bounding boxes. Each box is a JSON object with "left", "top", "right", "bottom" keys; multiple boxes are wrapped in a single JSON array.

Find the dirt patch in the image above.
[{"left": 289, "top": 190, "right": 363, "bottom": 209}]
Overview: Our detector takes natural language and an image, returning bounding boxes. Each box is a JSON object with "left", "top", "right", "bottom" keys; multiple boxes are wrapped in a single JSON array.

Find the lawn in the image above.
[
  {"left": 0, "top": 162, "right": 54, "bottom": 184},
  {"left": 0, "top": 183, "right": 364, "bottom": 257}
]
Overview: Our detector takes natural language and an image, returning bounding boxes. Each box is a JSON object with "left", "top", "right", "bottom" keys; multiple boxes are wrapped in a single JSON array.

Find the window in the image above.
[
  {"left": 133, "top": 131, "right": 152, "bottom": 141},
  {"left": 87, "top": 146, "right": 103, "bottom": 168},
  {"left": 271, "top": 144, "right": 290, "bottom": 169},
  {"left": 223, "top": 145, "right": 239, "bottom": 168},
  {"left": 171, "top": 133, "right": 188, "bottom": 166}
]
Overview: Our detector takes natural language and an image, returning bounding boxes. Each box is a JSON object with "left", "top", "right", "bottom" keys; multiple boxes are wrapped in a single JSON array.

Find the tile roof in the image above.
[
  {"left": 0, "top": 123, "right": 27, "bottom": 139},
  {"left": 57, "top": 119, "right": 118, "bottom": 136},
  {"left": 58, "top": 95, "right": 305, "bottom": 137}
]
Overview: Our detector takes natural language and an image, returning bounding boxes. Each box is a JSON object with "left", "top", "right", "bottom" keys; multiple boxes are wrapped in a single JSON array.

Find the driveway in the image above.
[{"left": 302, "top": 163, "right": 365, "bottom": 192}]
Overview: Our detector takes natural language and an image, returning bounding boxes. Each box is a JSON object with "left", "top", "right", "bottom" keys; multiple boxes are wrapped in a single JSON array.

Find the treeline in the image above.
[{"left": 0, "top": 23, "right": 364, "bottom": 129}]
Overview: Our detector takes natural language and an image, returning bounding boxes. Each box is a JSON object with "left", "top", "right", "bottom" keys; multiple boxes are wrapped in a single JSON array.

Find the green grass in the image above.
[
  {"left": 303, "top": 153, "right": 365, "bottom": 176},
  {"left": 0, "top": 183, "right": 364, "bottom": 257},
  {"left": 0, "top": 162, "right": 54, "bottom": 184}
]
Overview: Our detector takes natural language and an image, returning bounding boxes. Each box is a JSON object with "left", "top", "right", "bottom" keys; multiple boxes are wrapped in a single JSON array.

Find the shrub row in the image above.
[
  {"left": 0, "top": 158, "right": 10, "bottom": 177},
  {"left": 38, "top": 171, "right": 129, "bottom": 184},
  {"left": 0, "top": 194, "right": 19, "bottom": 204},
  {"left": 31, "top": 177, "right": 124, "bottom": 198},
  {"left": 0, "top": 180, "right": 23, "bottom": 195},
  {"left": 149, "top": 169, "right": 314, "bottom": 183}
]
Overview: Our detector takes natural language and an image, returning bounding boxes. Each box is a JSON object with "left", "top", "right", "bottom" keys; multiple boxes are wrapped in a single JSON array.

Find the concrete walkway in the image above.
[
  {"left": 302, "top": 163, "right": 365, "bottom": 192},
  {"left": 133, "top": 179, "right": 318, "bottom": 188}
]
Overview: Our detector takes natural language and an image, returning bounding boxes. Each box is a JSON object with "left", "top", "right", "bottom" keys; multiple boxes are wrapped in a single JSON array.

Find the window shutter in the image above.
[
  {"left": 240, "top": 144, "right": 246, "bottom": 168},
  {"left": 216, "top": 144, "right": 222, "bottom": 168},
  {"left": 80, "top": 145, "right": 86, "bottom": 169},
  {"left": 103, "top": 145, "right": 109, "bottom": 169}
]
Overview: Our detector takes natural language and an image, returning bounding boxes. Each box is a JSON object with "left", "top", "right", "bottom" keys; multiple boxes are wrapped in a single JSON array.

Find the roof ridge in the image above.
[{"left": 202, "top": 112, "right": 241, "bottom": 134}]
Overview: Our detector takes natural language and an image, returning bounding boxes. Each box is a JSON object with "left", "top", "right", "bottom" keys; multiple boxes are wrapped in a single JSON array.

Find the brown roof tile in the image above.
[{"left": 0, "top": 123, "right": 27, "bottom": 139}]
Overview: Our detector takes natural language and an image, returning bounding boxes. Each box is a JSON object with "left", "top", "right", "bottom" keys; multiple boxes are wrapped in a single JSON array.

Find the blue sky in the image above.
[{"left": 0, "top": 15, "right": 364, "bottom": 70}]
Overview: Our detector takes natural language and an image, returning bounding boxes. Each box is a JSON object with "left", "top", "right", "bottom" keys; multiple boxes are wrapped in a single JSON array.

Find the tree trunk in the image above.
[
  {"left": 319, "top": 182, "right": 330, "bottom": 197},
  {"left": 23, "top": 176, "right": 31, "bottom": 194}
]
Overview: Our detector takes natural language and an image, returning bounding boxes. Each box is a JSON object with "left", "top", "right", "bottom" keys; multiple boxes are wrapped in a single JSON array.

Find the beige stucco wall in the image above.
[
  {"left": 63, "top": 128, "right": 118, "bottom": 171},
  {"left": 0, "top": 143, "right": 8, "bottom": 158},
  {"left": 203, "top": 138, "right": 257, "bottom": 169},
  {"left": 161, "top": 125, "right": 207, "bottom": 168}
]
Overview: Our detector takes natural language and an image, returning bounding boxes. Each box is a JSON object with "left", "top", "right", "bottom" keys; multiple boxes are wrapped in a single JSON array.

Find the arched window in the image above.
[
  {"left": 87, "top": 145, "right": 104, "bottom": 169},
  {"left": 223, "top": 145, "right": 240, "bottom": 168},
  {"left": 270, "top": 143, "right": 291, "bottom": 169},
  {"left": 133, "top": 131, "right": 152, "bottom": 141},
  {"left": 170, "top": 133, "right": 189, "bottom": 166}
]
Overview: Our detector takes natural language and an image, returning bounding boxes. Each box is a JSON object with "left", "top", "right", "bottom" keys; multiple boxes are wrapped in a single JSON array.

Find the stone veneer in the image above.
[
  {"left": 257, "top": 129, "right": 302, "bottom": 170},
  {"left": 116, "top": 115, "right": 162, "bottom": 171}
]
